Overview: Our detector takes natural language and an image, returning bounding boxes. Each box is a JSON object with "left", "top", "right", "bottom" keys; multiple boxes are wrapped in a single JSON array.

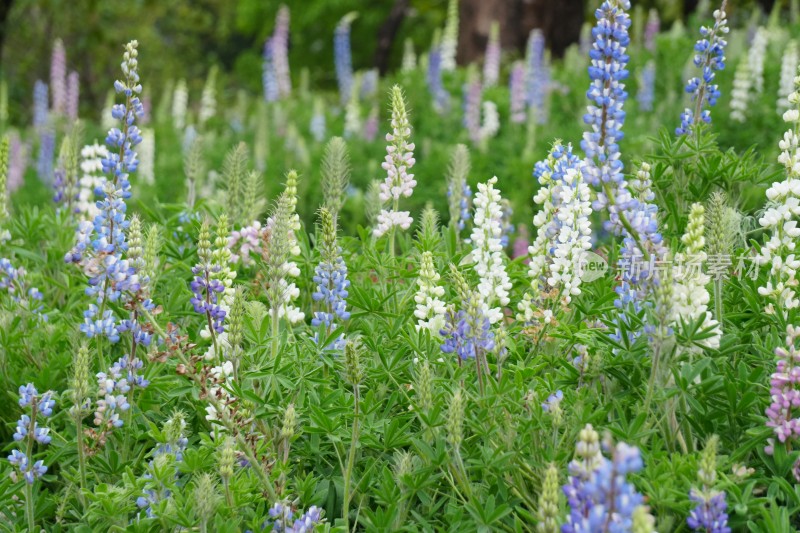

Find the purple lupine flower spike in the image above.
[
  {"left": 7, "top": 384, "right": 55, "bottom": 484},
  {"left": 334, "top": 14, "right": 356, "bottom": 106},
  {"left": 677, "top": 3, "right": 728, "bottom": 136}
]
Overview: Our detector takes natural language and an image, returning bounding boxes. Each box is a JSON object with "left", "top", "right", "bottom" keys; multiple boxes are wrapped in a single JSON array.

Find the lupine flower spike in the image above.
[
  {"left": 66, "top": 40, "right": 145, "bottom": 344},
  {"left": 748, "top": 27, "right": 767, "bottom": 95},
  {"left": 440, "top": 0, "right": 459, "bottom": 72},
  {"left": 729, "top": 57, "right": 752, "bottom": 123},
  {"left": 50, "top": 39, "right": 67, "bottom": 116},
  {"left": 335, "top": 13, "right": 357, "bottom": 106},
  {"left": 414, "top": 251, "right": 446, "bottom": 334},
  {"left": 266, "top": 502, "right": 324, "bottom": 532},
  {"left": 778, "top": 40, "right": 799, "bottom": 114},
  {"left": 272, "top": 6, "right": 292, "bottom": 99},
  {"left": 0, "top": 136, "right": 9, "bottom": 223},
  {"left": 401, "top": 38, "right": 416, "bottom": 72},
  {"left": 191, "top": 220, "right": 227, "bottom": 360},
  {"left": 8, "top": 384, "right": 55, "bottom": 531},
  {"left": 519, "top": 141, "right": 592, "bottom": 328},
  {"left": 469, "top": 176, "right": 511, "bottom": 324},
  {"left": 526, "top": 29, "right": 548, "bottom": 125},
  {"left": 536, "top": 464, "right": 561, "bottom": 533},
  {"left": 483, "top": 21, "right": 501, "bottom": 88},
  {"left": 584, "top": 2, "right": 666, "bottom": 317},
  {"left": 755, "top": 66, "right": 800, "bottom": 315},
  {"left": 637, "top": 60, "right": 655, "bottom": 112},
  {"left": 563, "top": 426, "right": 650, "bottom": 532},
  {"left": 676, "top": 2, "right": 728, "bottom": 136},
  {"left": 509, "top": 61, "right": 526, "bottom": 124},
  {"left": 671, "top": 202, "right": 721, "bottom": 351},
  {"left": 765, "top": 325, "right": 800, "bottom": 455},
  {"left": 427, "top": 32, "right": 450, "bottom": 114},
  {"left": 311, "top": 208, "right": 350, "bottom": 351},
  {"left": 8, "top": 384, "right": 55, "bottom": 484},
  {"left": 462, "top": 68, "right": 482, "bottom": 145},
  {"left": 446, "top": 144, "right": 471, "bottom": 237},
  {"left": 687, "top": 435, "right": 730, "bottom": 532},
  {"left": 374, "top": 86, "right": 416, "bottom": 245}
]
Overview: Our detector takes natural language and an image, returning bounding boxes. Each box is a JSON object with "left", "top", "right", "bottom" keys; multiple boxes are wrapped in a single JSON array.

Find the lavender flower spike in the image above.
[
  {"left": 483, "top": 21, "right": 501, "bottom": 88},
  {"left": 765, "top": 325, "right": 800, "bottom": 455},
  {"left": 335, "top": 13, "right": 357, "bottom": 106}
]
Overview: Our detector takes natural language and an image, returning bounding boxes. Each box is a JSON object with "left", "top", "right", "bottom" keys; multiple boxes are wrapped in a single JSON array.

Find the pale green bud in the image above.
[
  {"left": 322, "top": 137, "right": 350, "bottom": 223},
  {"left": 344, "top": 339, "right": 363, "bottom": 387},
  {"left": 631, "top": 505, "right": 657, "bottom": 533},
  {"left": 536, "top": 464, "right": 561, "bottom": 533},
  {"left": 280, "top": 403, "right": 296, "bottom": 441},
  {"left": 198, "top": 219, "right": 212, "bottom": 264},
  {"left": 446, "top": 388, "right": 465, "bottom": 452},
  {"left": 194, "top": 473, "right": 219, "bottom": 524},
  {"left": 415, "top": 361, "right": 433, "bottom": 414}
]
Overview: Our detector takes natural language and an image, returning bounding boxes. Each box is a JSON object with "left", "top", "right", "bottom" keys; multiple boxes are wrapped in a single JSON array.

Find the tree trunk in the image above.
[
  {"left": 374, "top": 0, "right": 410, "bottom": 75},
  {"left": 458, "top": 0, "right": 585, "bottom": 64}
]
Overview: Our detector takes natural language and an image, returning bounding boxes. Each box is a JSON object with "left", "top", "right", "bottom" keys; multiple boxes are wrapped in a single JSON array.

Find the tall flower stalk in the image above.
[
  {"left": 272, "top": 6, "right": 292, "bottom": 99},
  {"left": 335, "top": 13, "right": 357, "bottom": 106},
  {"left": 414, "top": 251, "right": 446, "bottom": 334},
  {"left": 66, "top": 40, "right": 145, "bottom": 345},
  {"left": 264, "top": 185, "right": 302, "bottom": 359},
  {"left": 311, "top": 208, "right": 350, "bottom": 351},
  {"left": 583, "top": 3, "right": 665, "bottom": 316},
  {"left": 440, "top": 0, "right": 459, "bottom": 71},
  {"left": 470, "top": 176, "right": 511, "bottom": 325},
  {"left": 427, "top": 35, "right": 450, "bottom": 114},
  {"left": 483, "top": 21, "right": 501, "bottom": 87},
  {"left": 765, "top": 325, "right": 800, "bottom": 455},
  {"left": 7, "top": 384, "right": 55, "bottom": 531},
  {"left": 526, "top": 29, "right": 548, "bottom": 125},
  {"left": 563, "top": 425, "right": 653, "bottom": 532},
  {"left": 676, "top": 2, "right": 728, "bottom": 136},
  {"left": 446, "top": 144, "right": 471, "bottom": 238},
  {"left": 778, "top": 40, "right": 799, "bottom": 114},
  {"left": 374, "top": 86, "right": 416, "bottom": 256},
  {"left": 509, "top": 61, "right": 526, "bottom": 124},
  {"left": 687, "top": 436, "right": 730, "bottom": 532},
  {"left": 518, "top": 141, "right": 592, "bottom": 327},
  {"left": 50, "top": 39, "right": 67, "bottom": 116},
  {"left": 321, "top": 137, "right": 349, "bottom": 227},
  {"left": 671, "top": 202, "right": 721, "bottom": 351},
  {"left": 754, "top": 67, "right": 800, "bottom": 316},
  {"left": 191, "top": 220, "right": 226, "bottom": 359}
]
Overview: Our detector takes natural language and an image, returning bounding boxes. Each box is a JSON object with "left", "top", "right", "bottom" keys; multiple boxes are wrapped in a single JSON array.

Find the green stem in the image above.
[
  {"left": 25, "top": 481, "right": 34, "bottom": 532},
  {"left": 643, "top": 340, "right": 662, "bottom": 417},
  {"left": 122, "top": 387, "right": 134, "bottom": 462},
  {"left": 388, "top": 197, "right": 399, "bottom": 259},
  {"left": 450, "top": 450, "right": 473, "bottom": 499},
  {"left": 342, "top": 388, "right": 360, "bottom": 531},
  {"left": 223, "top": 477, "right": 234, "bottom": 508},
  {"left": 714, "top": 277, "right": 723, "bottom": 325},
  {"left": 25, "top": 403, "right": 36, "bottom": 532},
  {"left": 75, "top": 411, "right": 87, "bottom": 507},
  {"left": 271, "top": 307, "right": 280, "bottom": 362}
]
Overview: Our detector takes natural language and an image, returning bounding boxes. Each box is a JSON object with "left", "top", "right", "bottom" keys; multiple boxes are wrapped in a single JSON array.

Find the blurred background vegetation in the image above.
[{"left": 0, "top": 0, "right": 784, "bottom": 124}]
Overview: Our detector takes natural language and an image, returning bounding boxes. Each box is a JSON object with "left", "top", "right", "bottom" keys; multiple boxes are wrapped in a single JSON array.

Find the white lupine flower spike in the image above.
[{"left": 470, "top": 176, "right": 511, "bottom": 324}]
